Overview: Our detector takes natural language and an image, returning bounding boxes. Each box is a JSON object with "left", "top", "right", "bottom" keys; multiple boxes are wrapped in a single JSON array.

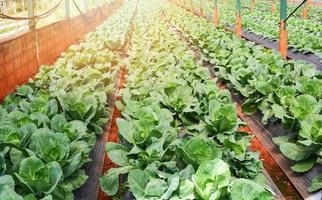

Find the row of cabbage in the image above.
[
  {"left": 0, "top": 1, "right": 137, "bottom": 199},
  {"left": 236, "top": 0, "right": 322, "bottom": 21},
  {"left": 166, "top": 4, "right": 322, "bottom": 192},
  {"left": 99, "top": 0, "right": 275, "bottom": 199},
  {"left": 198, "top": 0, "right": 322, "bottom": 59}
]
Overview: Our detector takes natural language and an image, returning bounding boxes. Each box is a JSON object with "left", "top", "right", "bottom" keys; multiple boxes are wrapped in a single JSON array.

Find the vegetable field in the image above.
[{"left": 0, "top": 0, "right": 321, "bottom": 199}]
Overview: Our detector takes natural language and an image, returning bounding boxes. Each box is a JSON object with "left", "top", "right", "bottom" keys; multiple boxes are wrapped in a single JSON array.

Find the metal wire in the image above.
[
  {"left": 0, "top": 0, "right": 63, "bottom": 20},
  {"left": 284, "top": 0, "right": 308, "bottom": 22}
]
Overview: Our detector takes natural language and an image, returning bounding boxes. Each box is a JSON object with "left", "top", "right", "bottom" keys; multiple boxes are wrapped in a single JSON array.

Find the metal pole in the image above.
[
  {"left": 280, "top": 0, "right": 287, "bottom": 21},
  {"left": 27, "top": 0, "right": 35, "bottom": 30},
  {"left": 279, "top": 0, "right": 288, "bottom": 58},
  {"left": 65, "top": 0, "right": 70, "bottom": 18}
]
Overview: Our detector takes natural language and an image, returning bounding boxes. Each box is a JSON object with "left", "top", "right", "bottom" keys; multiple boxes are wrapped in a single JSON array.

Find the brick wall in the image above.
[{"left": 0, "top": 0, "right": 123, "bottom": 101}]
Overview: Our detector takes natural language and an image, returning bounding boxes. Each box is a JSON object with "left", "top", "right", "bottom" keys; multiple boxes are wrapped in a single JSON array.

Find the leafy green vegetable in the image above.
[
  {"left": 168, "top": 1, "right": 322, "bottom": 192},
  {"left": 230, "top": 179, "right": 274, "bottom": 200},
  {"left": 15, "top": 156, "right": 62, "bottom": 194},
  {"left": 99, "top": 2, "right": 273, "bottom": 199},
  {"left": 0, "top": 1, "right": 139, "bottom": 198},
  {"left": 193, "top": 158, "right": 231, "bottom": 199}
]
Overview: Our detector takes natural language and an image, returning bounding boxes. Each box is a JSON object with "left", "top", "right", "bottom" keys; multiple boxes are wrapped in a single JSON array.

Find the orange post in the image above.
[
  {"left": 303, "top": 7, "right": 308, "bottom": 18},
  {"left": 236, "top": 13, "right": 242, "bottom": 38},
  {"left": 236, "top": 0, "right": 242, "bottom": 38},
  {"left": 279, "top": 21, "right": 288, "bottom": 58},
  {"left": 279, "top": 0, "right": 287, "bottom": 58},
  {"left": 303, "top": 0, "right": 311, "bottom": 18},
  {"left": 272, "top": 2, "right": 276, "bottom": 12},
  {"left": 214, "top": 7, "right": 219, "bottom": 26},
  {"left": 190, "top": 0, "right": 193, "bottom": 12}
]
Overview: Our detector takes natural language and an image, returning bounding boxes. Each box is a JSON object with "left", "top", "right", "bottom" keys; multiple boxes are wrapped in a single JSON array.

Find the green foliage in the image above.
[
  {"left": 0, "top": 1, "right": 139, "bottom": 198},
  {"left": 168, "top": 2, "right": 322, "bottom": 192},
  {"left": 99, "top": 1, "right": 273, "bottom": 199}
]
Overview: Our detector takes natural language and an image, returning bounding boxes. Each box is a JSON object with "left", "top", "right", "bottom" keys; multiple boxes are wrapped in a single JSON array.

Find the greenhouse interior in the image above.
[{"left": 0, "top": 0, "right": 321, "bottom": 199}]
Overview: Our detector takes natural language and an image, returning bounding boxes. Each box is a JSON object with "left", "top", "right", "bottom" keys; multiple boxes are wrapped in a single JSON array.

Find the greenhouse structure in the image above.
[{"left": 0, "top": 0, "right": 321, "bottom": 199}]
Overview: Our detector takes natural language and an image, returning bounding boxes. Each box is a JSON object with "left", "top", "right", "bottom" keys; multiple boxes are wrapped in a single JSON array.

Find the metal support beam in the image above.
[
  {"left": 280, "top": 0, "right": 287, "bottom": 21},
  {"left": 236, "top": 0, "right": 241, "bottom": 14}
]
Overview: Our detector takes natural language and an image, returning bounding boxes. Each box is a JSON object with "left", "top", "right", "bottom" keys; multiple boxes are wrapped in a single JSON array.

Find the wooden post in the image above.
[
  {"left": 251, "top": 0, "right": 255, "bottom": 12},
  {"left": 279, "top": 0, "right": 288, "bottom": 58},
  {"left": 190, "top": 0, "right": 193, "bottom": 11},
  {"left": 236, "top": 0, "right": 242, "bottom": 38},
  {"left": 27, "top": 0, "right": 35, "bottom": 30},
  {"left": 214, "top": 0, "right": 219, "bottom": 26},
  {"left": 65, "top": 0, "right": 70, "bottom": 18}
]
